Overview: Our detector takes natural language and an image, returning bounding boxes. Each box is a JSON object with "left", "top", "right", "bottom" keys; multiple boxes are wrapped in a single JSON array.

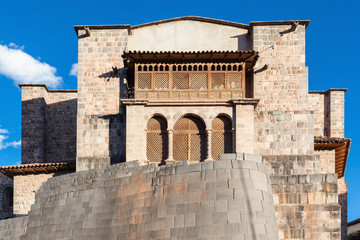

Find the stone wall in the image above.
[
  {"left": 262, "top": 155, "right": 320, "bottom": 176},
  {"left": 20, "top": 85, "right": 77, "bottom": 164},
  {"left": 252, "top": 23, "right": 314, "bottom": 156},
  {"left": 271, "top": 173, "right": 341, "bottom": 240},
  {"left": 76, "top": 28, "right": 128, "bottom": 171},
  {"left": 0, "top": 217, "right": 28, "bottom": 239},
  {"left": 0, "top": 154, "right": 279, "bottom": 240},
  {"left": 13, "top": 171, "right": 73, "bottom": 216},
  {"left": 124, "top": 103, "right": 257, "bottom": 162},
  {"left": 45, "top": 92, "right": 77, "bottom": 162},
  {"left": 338, "top": 177, "right": 347, "bottom": 240},
  {"left": 329, "top": 90, "right": 346, "bottom": 138},
  {"left": 308, "top": 92, "right": 328, "bottom": 137},
  {"left": 128, "top": 19, "right": 250, "bottom": 51},
  {"left": 0, "top": 173, "right": 13, "bottom": 220},
  {"left": 309, "top": 89, "right": 346, "bottom": 138},
  {"left": 316, "top": 149, "right": 335, "bottom": 174}
]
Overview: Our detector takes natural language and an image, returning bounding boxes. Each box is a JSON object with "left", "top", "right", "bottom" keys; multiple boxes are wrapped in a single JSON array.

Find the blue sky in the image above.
[{"left": 0, "top": 0, "right": 359, "bottom": 220}]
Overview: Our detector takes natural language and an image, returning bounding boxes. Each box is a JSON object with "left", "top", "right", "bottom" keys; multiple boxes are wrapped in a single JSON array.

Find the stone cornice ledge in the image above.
[{"left": 121, "top": 98, "right": 260, "bottom": 106}]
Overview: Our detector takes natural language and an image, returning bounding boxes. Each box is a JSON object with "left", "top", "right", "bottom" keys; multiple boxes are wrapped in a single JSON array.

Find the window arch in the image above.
[
  {"left": 212, "top": 115, "right": 233, "bottom": 160},
  {"left": 173, "top": 115, "right": 207, "bottom": 162},
  {"left": 146, "top": 116, "right": 168, "bottom": 163}
]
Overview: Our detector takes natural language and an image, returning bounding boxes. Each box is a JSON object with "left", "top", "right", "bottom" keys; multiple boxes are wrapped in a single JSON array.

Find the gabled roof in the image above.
[
  {"left": 74, "top": 17, "right": 311, "bottom": 36},
  {"left": 132, "top": 16, "right": 249, "bottom": 30}
]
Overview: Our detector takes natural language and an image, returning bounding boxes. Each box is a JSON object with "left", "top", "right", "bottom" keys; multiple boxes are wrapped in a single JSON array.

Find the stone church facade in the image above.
[{"left": 0, "top": 17, "right": 350, "bottom": 239}]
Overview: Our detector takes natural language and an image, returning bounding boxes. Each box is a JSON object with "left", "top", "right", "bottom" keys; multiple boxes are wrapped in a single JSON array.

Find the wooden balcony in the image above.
[{"left": 134, "top": 63, "right": 245, "bottom": 100}]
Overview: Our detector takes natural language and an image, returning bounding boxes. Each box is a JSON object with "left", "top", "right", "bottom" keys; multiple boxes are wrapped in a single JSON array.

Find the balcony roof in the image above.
[
  {"left": 122, "top": 50, "right": 259, "bottom": 67},
  {"left": 314, "top": 137, "right": 351, "bottom": 178},
  {"left": 0, "top": 162, "right": 76, "bottom": 179}
]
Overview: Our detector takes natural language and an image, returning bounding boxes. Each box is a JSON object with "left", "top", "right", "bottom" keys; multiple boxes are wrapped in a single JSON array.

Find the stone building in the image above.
[{"left": 0, "top": 17, "right": 351, "bottom": 239}]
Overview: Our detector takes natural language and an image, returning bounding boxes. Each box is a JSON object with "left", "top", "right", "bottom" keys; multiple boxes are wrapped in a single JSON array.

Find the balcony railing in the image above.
[{"left": 134, "top": 63, "right": 245, "bottom": 99}]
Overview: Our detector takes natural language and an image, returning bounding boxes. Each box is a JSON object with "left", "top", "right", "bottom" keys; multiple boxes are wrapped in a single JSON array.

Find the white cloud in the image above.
[
  {"left": 8, "top": 42, "right": 24, "bottom": 50},
  {"left": 0, "top": 128, "right": 9, "bottom": 134},
  {"left": 69, "top": 63, "right": 78, "bottom": 76},
  {"left": 0, "top": 129, "right": 21, "bottom": 151},
  {"left": 0, "top": 43, "right": 62, "bottom": 88}
]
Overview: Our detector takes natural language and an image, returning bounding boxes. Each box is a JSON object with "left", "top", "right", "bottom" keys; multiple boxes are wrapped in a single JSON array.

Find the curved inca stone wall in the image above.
[{"left": 0, "top": 154, "right": 278, "bottom": 240}]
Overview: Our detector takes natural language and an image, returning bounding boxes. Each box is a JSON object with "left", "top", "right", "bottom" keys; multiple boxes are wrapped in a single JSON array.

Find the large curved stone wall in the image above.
[{"left": 0, "top": 154, "right": 278, "bottom": 240}]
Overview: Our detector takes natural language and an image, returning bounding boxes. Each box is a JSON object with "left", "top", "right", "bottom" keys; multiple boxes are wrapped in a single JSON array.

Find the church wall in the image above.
[
  {"left": 20, "top": 85, "right": 77, "bottom": 164},
  {"left": 124, "top": 104, "right": 257, "bottom": 162},
  {"left": 316, "top": 149, "right": 336, "bottom": 174},
  {"left": 309, "top": 90, "right": 346, "bottom": 138},
  {"left": 252, "top": 24, "right": 314, "bottom": 156},
  {"left": 308, "top": 92, "right": 328, "bottom": 137},
  {"left": 76, "top": 28, "right": 128, "bottom": 171},
  {"left": 0, "top": 173, "right": 13, "bottom": 220},
  {"left": 45, "top": 92, "right": 77, "bottom": 162},
  {"left": 128, "top": 20, "right": 250, "bottom": 51},
  {"left": 13, "top": 171, "right": 73, "bottom": 216},
  {"left": 329, "top": 90, "right": 346, "bottom": 138},
  {"left": 338, "top": 177, "right": 348, "bottom": 240},
  {"left": 270, "top": 173, "right": 341, "bottom": 240},
  {"left": 21, "top": 85, "right": 47, "bottom": 163}
]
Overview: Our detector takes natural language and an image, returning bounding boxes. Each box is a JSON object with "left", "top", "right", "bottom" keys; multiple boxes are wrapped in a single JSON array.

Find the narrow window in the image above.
[
  {"left": 147, "top": 116, "right": 168, "bottom": 163},
  {"left": 212, "top": 116, "right": 233, "bottom": 160}
]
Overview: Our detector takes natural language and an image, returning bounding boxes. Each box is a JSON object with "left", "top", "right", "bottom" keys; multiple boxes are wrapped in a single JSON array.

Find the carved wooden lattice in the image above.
[
  {"left": 138, "top": 73, "right": 152, "bottom": 90},
  {"left": 211, "top": 73, "right": 225, "bottom": 89},
  {"left": 135, "top": 63, "right": 245, "bottom": 98},
  {"left": 146, "top": 116, "right": 168, "bottom": 163},
  {"left": 228, "top": 73, "right": 242, "bottom": 89},
  {"left": 191, "top": 73, "right": 208, "bottom": 90},
  {"left": 173, "top": 73, "right": 189, "bottom": 89},
  {"left": 212, "top": 116, "right": 233, "bottom": 160},
  {"left": 155, "top": 73, "right": 169, "bottom": 90},
  {"left": 173, "top": 116, "right": 206, "bottom": 162}
]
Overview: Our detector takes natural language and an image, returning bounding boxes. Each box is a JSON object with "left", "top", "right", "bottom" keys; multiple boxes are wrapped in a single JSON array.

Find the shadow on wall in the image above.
[
  {"left": 46, "top": 99, "right": 77, "bottom": 163},
  {"left": 98, "top": 68, "right": 127, "bottom": 165},
  {"left": 339, "top": 192, "right": 348, "bottom": 240},
  {"left": 324, "top": 94, "right": 330, "bottom": 137},
  {"left": 0, "top": 184, "right": 14, "bottom": 220},
  {"left": 231, "top": 34, "right": 252, "bottom": 51},
  {"left": 22, "top": 98, "right": 77, "bottom": 164}
]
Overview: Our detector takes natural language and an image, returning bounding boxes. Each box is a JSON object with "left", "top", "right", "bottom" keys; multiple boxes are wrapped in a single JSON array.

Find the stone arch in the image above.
[
  {"left": 171, "top": 111, "right": 209, "bottom": 130},
  {"left": 146, "top": 115, "right": 168, "bottom": 163},
  {"left": 212, "top": 114, "right": 233, "bottom": 160},
  {"left": 173, "top": 114, "right": 207, "bottom": 162}
]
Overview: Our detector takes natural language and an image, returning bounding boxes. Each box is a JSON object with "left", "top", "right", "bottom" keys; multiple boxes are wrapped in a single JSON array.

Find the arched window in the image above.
[
  {"left": 173, "top": 116, "right": 206, "bottom": 162},
  {"left": 212, "top": 116, "right": 233, "bottom": 160},
  {"left": 147, "top": 116, "right": 168, "bottom": 163},
  {"left": 2, "top": 187, "right": 13, "bottom": 210}
]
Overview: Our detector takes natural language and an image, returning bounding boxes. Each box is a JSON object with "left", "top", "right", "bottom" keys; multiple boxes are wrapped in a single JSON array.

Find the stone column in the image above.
[
  {"left": 165, "top": 129, "right": 175, "bottom": 163},
  {"left": 204, "top": 129, "right": 213, "bottom": 161}
]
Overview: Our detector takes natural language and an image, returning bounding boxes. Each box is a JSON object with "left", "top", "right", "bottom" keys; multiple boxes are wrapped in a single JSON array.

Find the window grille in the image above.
[
  {"left": 191, "top": 73, "right": 208, "bottom": 90},
  {"left": 146, "top": 116, "right": 168, "bottom": 163},
  {"left": 228, "top": 73, "right": 243, "bottom": 89},
  {"left": 173, "top": 116, "right": 206, "bottom": 162},
  {"left": 173, "top": 73, "right": 189, "bottom": 89},
  {"left": 138, "top": 73, "right": 152, "bottom": 90},
  {"left": 154, "top": 73, "right": 169, "bottom": 90},
  {"left": 212, "top": 116, "right": 233, "bottom": 160},
  {"left": 211, "top": 73, "right": 225, "bottom": 89}
]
